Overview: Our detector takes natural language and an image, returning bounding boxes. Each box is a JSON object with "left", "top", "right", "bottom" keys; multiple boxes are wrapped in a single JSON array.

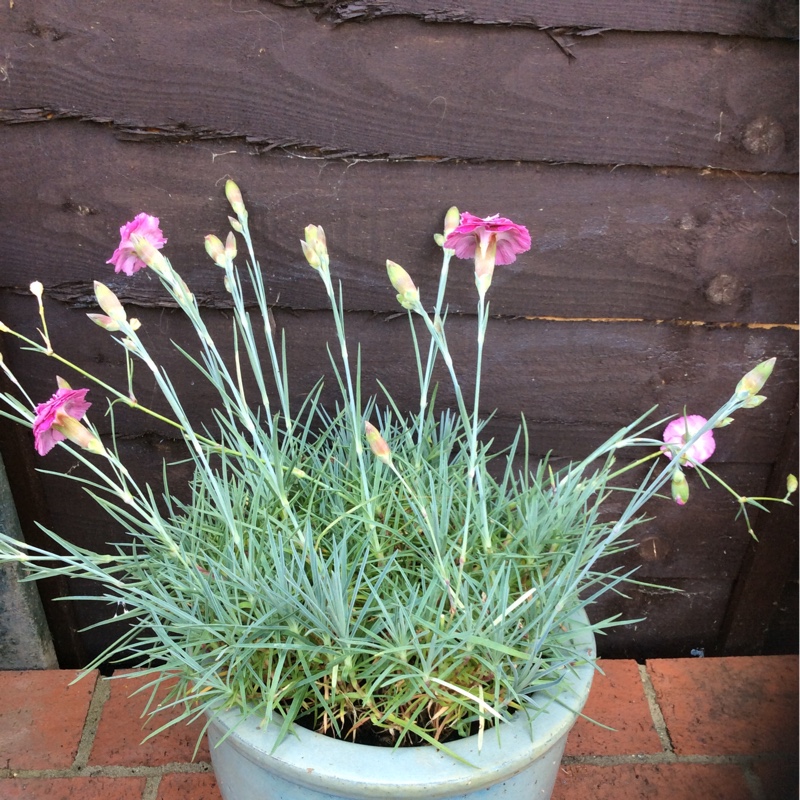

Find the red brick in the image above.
[
  {"left": 0, "top": 670, "right": 97, "bottom": 770},
  {"left": 564, "top": 659, "right": 662, "bottom": 756},
  {"left": 647, "top": 655, "right": 798, "bottom": 756},
  {"left": 90, "top": 672, "right": 210, "bottom": 767},
  {"left": 552, "top": 763, "right": 752, "bottom": 800},
  {"left": 157, "top": 772, "right": 223, "bottom": 800},
  {"left": 753, "top": 757, "right": 800, "bottom": 800},
  {"left": 0, "top": 777, "right": 146, "bottom": 799}
]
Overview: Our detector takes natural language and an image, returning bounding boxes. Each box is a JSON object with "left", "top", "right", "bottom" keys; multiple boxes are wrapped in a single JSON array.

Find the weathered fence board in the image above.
[
  {"left": 0, "top": 297, "right": 796, "bottom": 459},
  {"left": 289, "top": 0, "right": 798, "bottom": 39},
  {"left": 0, "top": 0, "right": 796, "bottom": 663},
  {"left": 1, "top": 124, "right": 797, "bottom": 324},
  {"left": 0, "top": 3, "right": 797, "bottom": 171}
]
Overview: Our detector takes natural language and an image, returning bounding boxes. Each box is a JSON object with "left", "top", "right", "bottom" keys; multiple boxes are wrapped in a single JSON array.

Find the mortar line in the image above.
[
  {"left": 142, "top": 775, "right": 163, "bottom": 800},
  {"left": 73, "top": 674, "right": 111, "bottom": 768},
  {"left": 637, "top": 663, "right": 674, "bottom": 754}
]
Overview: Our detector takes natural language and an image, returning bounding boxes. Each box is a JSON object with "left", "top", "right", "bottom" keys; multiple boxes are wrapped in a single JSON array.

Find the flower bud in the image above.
[
  {"left": 94, "top": 282, "right": 127, "bottom": 323},
  {"left": 228, "top": 216, "right": 243, "bottom": 234},
  {"left": 741, "top": 395, "right": 767, "bottom": 408},
  {"left": 301, "top": 240, "right": 321, "bottom": 270},
  {"left": 0, "top": 320, "right": 11, "bottom": 333},
  {"left": 56, "top": 376, "right": 72, "bottom": 390},
  {"left": 735, "top": 357, "right": 775, "bottom": 398},
  {"left": 386, "top": 260, "right": 420, "bottom": 310},
  {"left": 444, "top": 206, "right": 460, "bottom": 238},
  {"left": 225, "top": 231, "right": 237, "bottom": 261},
  {"left": 87, "top": 313, "right": 121, "bottom": 331},
  {"left": 787, "top": 474, "right": 798, "bottom": 494},
  {"left": 30, "top": 281, "right": 44, "bottom": 300},
  {"left": 204, "top": 234, "right": 227, "bottom": 267},
  {"left": 365, "top": 421, "right": 392, "bottom": 467},
  {"left": 303, "top": 225, "right": 329, "bottom": 271},
  {"left": 52, "top": 411, "right": 106, "bottom": 456},
  {"left": 131, "top": 234, "right": 169, "bottom": 275},
  {"left": 671, "top": 469, "right": 690, "bottom": 506},
  {"left": 225, "top": 180, "right": 246, "bottom": 217},
  {"left": 714, "top": 417, "right": 734, "bottom": 428}
]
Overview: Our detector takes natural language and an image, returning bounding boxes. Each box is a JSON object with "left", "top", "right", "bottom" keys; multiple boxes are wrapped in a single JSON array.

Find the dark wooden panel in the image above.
[
  {"left": 589, "top": 579, "right": 735, "bottom": 659},
  {"left": 291, "top": 0, "right": 798, "bottom": 39},
  {"left": 0, "top": 3, "right": 796, "bottom": 171},
  {"left": 1, "top": 124, "right": 797, "bottom": 324},
  {"left": 719, "top": 406, "right": 799, "bottom": 654},
  {"left": 1, "top": 297, "right": 796, "bottom": 463}
]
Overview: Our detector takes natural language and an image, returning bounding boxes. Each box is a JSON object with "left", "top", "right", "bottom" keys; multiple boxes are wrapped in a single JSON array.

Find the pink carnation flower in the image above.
[
  {"left": 33, "top": 387, "right": 92, "bottom": 456},
  {"left": 443, "top": 212, "right": 531, "bottom": 266},
  {"left": 107, "top": 213, "right": 167, "bottom": 276},
  {"left": 661, "top": 415, "right": 716, "bottom": 467}
]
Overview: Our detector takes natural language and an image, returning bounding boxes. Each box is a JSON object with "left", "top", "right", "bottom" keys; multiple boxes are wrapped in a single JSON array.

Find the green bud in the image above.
[
  {"left": 741, "top": 395, "right": 767, "bottom": 408},
  {"left": 204, "top": 234, "right": 227, "bottom": 267},
  {"left": 225, "top": 180, "right": 246, "bottom": 217},
  {"left": 386, "top": 260, "right": 419, "bottom": 310},
  {"left": 225, "top": 231, "right": 237, "bottom": 261},
  {"left": 735, "top": 357, "right": 775, "bottom": 398},
  {"left": 228, "top": 216, "right": 243, "bottom": 234},
  {"left": 714, "top": 417, "right": 734, "bottom": 428},
  {"left": 365, "top": 421, "right": 392, "bottom": 467},
  {"left": 93, "top": 282, "right": 127, "bottom": 323},
  {"left": 671, "top": 469, "right": 690, "bottom": 505},
  {"left": 86, "top": 313, "right": 120, "bottom": 332},
  {"left": 787, "top": 474, "right": 798, "bottom": 494},
  {"left": 444, "top": 206, "right": 460, "bottom": 237}
]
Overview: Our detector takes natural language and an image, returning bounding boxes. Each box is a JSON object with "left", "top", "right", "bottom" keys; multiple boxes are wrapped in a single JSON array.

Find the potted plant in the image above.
[{"left": 0, "top": 183, "right": 794, "bottom": 800}]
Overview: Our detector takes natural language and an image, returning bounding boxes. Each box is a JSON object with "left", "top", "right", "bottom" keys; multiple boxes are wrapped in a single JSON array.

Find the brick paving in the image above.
[{"left": 0, "top": 657, "right": 796, "bottom": 799}]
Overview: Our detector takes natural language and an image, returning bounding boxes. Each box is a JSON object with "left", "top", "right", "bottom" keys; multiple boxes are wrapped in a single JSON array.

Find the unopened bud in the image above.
[
  {"left": 94, "top": 282, "right": 127, "bottom": 323},
  {"left": 302, "top": 225, "right": 328, "bottom": 271},
  {"left": 228, "top": 216, "right": 243, "bottom": 234},
  {"left": 87, "top": 313, "right": 120, "bottom": 331},
  {"left": 52, "top": 412, "right": 106, "bottom": 456},
  {"left": 301, "top": 239, "right": 321, "bottom": 270},
  {"left": 714, "top": 417, "right": 734, "bottom": 428},
  {"left": 735, "top": 357, "right": 775, "bottom": 398},
  {"left": 225, "top": 231, "right": 237, "bottom": 261},
  {"left": 386, "top": 260, "right": 420, "bottom": 310},
  {"left": 131, "top": 235, "right": 168, "bottom": 275},
  {"left": 204, "top": 234, "right": 227, "bottom": 267},
  {"left": 741, "top": 394, "right": 767, "bottom": 408},
  {"left": 443, "top": 206, "right": 460, "bottom": 237},
  {"left": 787, "top": 474, "right": 798, "bottom": 494},
  {"left": 225, "top": 180, "right": 246, "bottom": 217},
  {"left": 56, "top": 376, "right": 72, "bottom": 390},
  {"left": 0, "top": 320, "right": 11, "bottom": 333},
  {"left": 671, "top": 469, "right": 690, "bottom": 506},
  {"left": 365, "top": 421, "right": 392, "bottom": 467},
  {"left": 30, "top": 281, "right": 44, "bottom": 300}
]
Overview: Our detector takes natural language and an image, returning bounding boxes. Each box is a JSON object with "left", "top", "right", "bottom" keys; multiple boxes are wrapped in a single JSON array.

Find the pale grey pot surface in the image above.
[{"left": 206, "top": 613, "right": 595, "bottom": 800}]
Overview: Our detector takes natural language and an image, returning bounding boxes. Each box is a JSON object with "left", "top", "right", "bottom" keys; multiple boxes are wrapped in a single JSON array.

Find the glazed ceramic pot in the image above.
[{"left": 206, "top": 611, "right": 595, "bottom": 800}]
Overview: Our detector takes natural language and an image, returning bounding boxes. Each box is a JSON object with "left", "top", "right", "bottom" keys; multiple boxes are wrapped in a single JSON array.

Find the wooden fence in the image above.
[{"left": 0, "top": 0, "right": 797, "bottom": 667}]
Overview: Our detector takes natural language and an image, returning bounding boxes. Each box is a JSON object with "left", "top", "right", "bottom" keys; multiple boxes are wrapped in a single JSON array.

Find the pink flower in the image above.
[
  {"left": 33, "top": 387, "right": 92, "bottom": 456},
  {"left": 661, "top": 415, "right": 716, "bottom": 468},
  {"left": 443, "top": 212, "right": 531, "bottom": 266},
  {"left": 107, "top": 213, "right": 167, "bottom": 276}
]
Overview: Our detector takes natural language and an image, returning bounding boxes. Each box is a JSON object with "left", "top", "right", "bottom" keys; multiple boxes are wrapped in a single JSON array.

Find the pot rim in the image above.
[{"left": 206, "top": 611, "right": 596, "bottom": 798}]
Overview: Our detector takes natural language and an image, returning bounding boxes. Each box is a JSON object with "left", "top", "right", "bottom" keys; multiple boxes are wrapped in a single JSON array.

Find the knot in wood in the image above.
[
  {"left": 741, "top": 117, "right": 785, "bottom": 156},
  {"left": 705, "top": 274, "right": 743, "bottom": 307}
]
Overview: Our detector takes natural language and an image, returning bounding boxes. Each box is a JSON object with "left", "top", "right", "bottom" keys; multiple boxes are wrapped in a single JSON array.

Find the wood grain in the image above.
[
  {"left": 0, "top": 2, "right": 796, "bottom": 171},
  {"left": 286, "top": 0, "right": 798, "bottom": 39},
  {"left": 0, "top": 123, "right": 797, "bottom": 324},
  {"left": 1, "top": 298, "right": 796, "bottom": 463}
]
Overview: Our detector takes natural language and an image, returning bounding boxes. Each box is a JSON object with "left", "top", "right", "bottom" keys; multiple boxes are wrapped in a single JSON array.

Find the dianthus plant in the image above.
[{"left": 0, "top": 182, "right": 794, "bottom": 756}]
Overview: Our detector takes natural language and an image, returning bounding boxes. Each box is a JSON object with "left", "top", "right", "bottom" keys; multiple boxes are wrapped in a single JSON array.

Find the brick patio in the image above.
[{"left": 0, "top": 656, "right": 796, "bottom": 799}]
